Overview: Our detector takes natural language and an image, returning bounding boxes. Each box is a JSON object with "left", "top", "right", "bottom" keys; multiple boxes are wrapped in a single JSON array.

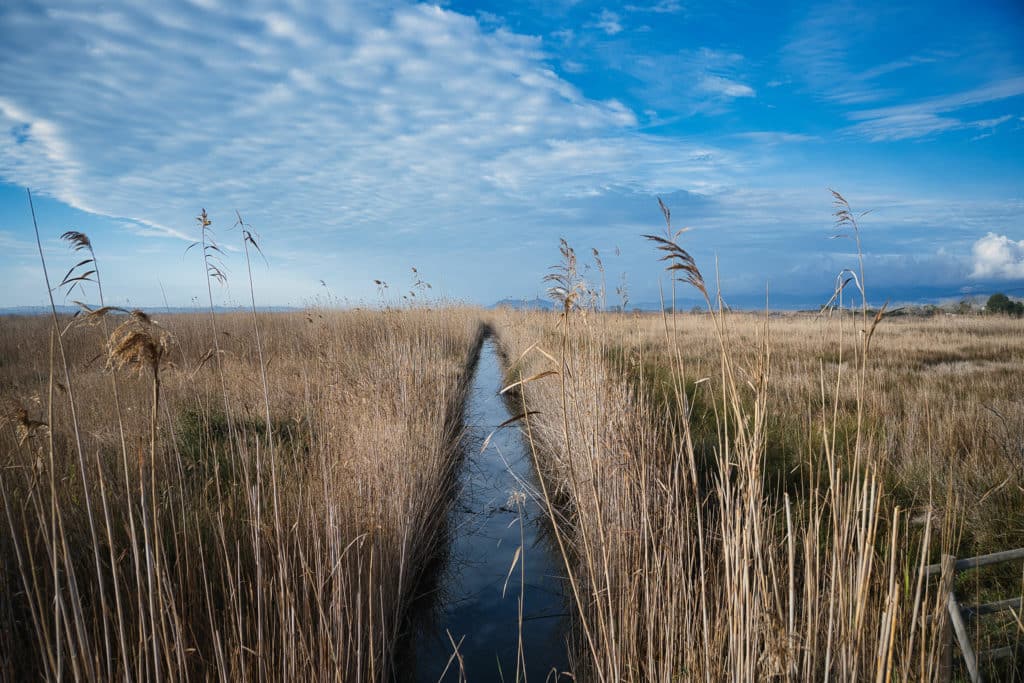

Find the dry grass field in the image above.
[
  {"left": 1, "top": 202, "right": 1022, "bottom": 682},
  {"left": 497, "top": 306, "right": 1024, "bottom": 681},
  {"left": 3, "top": 301, "right": 1022, "bottom": 681},
  {"left": 0, "top": 308, "right": 483, "bottom": 680}
]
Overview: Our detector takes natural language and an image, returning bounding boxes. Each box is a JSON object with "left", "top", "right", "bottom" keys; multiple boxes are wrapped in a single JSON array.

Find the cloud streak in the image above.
[
  {"left": 847, "top": 77, "right": 1024, "bottom": 141},
  {"left": 783, "top": 4, "right": 1023, "bottom": 141},
  {"left": 0, "top": 0, "right": 1021, "bottom": 307},
  {"left": 699, "top": 76, "right": 755, "bottom": 99},
  {"left": 0, "top": 2, "right": 639, "bottom": 245}
]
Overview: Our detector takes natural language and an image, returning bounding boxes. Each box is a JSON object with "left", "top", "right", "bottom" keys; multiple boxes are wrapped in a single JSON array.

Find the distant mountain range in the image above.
[{"left": 490, "top": 297, "right": 556, "bottom": 311}]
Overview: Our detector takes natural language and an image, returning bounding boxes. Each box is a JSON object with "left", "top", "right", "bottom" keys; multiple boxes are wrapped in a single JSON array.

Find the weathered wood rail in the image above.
[{"left": 925, "top": 548, "right": 1024, "bottom": 683}]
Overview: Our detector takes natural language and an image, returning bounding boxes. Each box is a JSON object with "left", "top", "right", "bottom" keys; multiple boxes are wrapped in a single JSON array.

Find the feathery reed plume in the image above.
[
  {"left": 58, "top": 231, "right": 97, "bottom": 299},
  {"left": 188, "top": 209, "right": 235, "bottom": 484},
  {"left": 405, "top": 266, "right": 432, "bottom": 303},
  {"left": 830, "top": 189, "right": 869, "bottom": 309},
  {"left": 532, "top": 236, "right": 606, "bottom": 670},
  {"left": 642, "top": 197, "right": 707, "bottom": 306},
  {"left": 615, "top": 272, "right": 629, "bottom": 312},
  {"left": 5, "top": 401, "right": 49, "bottom": 446},
  {"left": 591, "top": 248, "right": 607, "bottom": 312},
  {"left": 187, "top": 209, "right": 228, "bottom": 286},
  {"left": 825, "top": 189, "right": 881, "bottom": 466},
  {"left": 106, "top": 310, "right": 169, "bottom": 377},
  {"left": 544, "top": 238, "right": 583, "bottom": 314}
]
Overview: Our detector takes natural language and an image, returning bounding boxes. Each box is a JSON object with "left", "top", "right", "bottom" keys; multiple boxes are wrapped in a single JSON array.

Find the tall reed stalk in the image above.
[
  {"left": 1, "top": 202, "right": 486, "bottom": 680},
  {"left": 28, "top": 189, "right": 112, "bottom": 680},
  {"left": 497, "top": 191, "right": 963, "bottom": 681}
]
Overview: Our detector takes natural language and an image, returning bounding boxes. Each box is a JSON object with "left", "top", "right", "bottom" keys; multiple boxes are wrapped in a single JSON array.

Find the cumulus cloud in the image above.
[{"left": 971, "top": 232, "right": 1024, "bottom": 279}]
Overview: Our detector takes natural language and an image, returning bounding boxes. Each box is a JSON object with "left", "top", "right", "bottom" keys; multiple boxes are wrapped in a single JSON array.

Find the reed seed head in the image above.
[{"left": 106, "top": 309, "right": 169, "bottom": 377}]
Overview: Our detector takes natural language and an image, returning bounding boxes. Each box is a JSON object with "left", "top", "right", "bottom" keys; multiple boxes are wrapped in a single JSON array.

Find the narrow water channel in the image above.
[{"left": 413, "top": 339, "right": 570, "bottom": 682}]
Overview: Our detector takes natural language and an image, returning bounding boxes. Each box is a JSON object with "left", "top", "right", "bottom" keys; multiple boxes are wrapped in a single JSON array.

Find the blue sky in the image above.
[{"left": 1, "top": 0, "right": 1022, "bottom": 309}]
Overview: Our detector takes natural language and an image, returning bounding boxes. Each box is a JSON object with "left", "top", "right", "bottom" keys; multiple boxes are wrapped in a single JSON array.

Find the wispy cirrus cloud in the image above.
[
  {"left": 698, "top": 75, "right": 755, "bottom": 99},
  {"left": 591, "top": 9, "right": 624, "bottom": 35},
  {"left": 781, "top": 2, "right": 893, "bottom": 105},
  {"left": 623, "top": 1, "right": 683, "bottom": 14},
  {"left": 782, "top": 3, "right": 1023, "bottom": 142},
  {"left": 846, "top": 77, "right": 1024, "bottom": 141},
  {"left": 0, "top": 0, "right": 1021, "bottom": 308},
  {"left": 618, "top": 47, "right": 757, "bottom": 113},
  {"left": 732, "top": 131, "right": 820, "bottom": 145}
]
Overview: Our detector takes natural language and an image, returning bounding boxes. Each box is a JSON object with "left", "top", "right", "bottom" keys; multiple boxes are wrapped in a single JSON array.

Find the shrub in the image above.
[{"left": 985, "top": 292, "right": 1024, "bottom": 316}]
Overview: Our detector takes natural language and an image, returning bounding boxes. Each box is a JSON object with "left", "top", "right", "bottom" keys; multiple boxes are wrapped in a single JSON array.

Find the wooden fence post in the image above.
[
  {"left": 925, "top": 547, "right": 1024, "bottom": 681},
  {"left": 939, "top": 554, "right": 955, "bottom": 683}
]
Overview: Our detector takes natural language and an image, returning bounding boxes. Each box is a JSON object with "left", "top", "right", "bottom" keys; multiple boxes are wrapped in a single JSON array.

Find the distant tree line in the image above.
[{"left": 986, "top": 293, "right": 1024, "bottom": 317}]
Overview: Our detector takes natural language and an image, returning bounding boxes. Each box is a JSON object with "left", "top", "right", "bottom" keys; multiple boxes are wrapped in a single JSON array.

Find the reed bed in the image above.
[
  {"left": 0, "top": 306, "right": 484, "bottom": 680},
  {"left": 496, "top": 281, "right": 1024, "bottom": 678},
  {"left": 2, "top": 193, "right": 1022, "bottom": 682}
]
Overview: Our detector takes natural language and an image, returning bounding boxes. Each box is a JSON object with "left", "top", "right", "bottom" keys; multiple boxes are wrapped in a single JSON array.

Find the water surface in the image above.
[{"left": 413, "top": 340, "right": 570, "bottom": 682}]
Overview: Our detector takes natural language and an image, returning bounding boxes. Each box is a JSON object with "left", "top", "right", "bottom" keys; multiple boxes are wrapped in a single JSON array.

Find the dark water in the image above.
[{"left": 412, "top": 341, "right": 571, "bottom": 682}]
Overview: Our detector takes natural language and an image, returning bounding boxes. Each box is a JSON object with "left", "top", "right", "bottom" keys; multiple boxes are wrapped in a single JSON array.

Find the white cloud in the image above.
[
  {"left": 550, "top": 28, "right": 574, "bottom": 45},
  {"left": 264, "top": 12, "right": 311, "bottom": 46},
  {"left": 0, "top": 97, "right": 85, "bottom": 208},
  {"left": 971, "top": 232, "right": 1024, "bottom": 279},
  {"left": 734, "top": 131, "right": 819, "bottom": 144},
  {"left": 698, "top": 76, "right": 755, "bottom": 99},
  {"left": 624, "top": 1, "right": 683, "bottom": 13},
  {"left": 847, "top": 103, "right": 1019, "bottom": 142},
  {"left": 0, "top": 1, "right": 1020, "bottom": 307},
  {"left": 847, "top": 77, "right": 1024, "bottom": 140},
  {"left": 0, "top": 1, "right": 642, "bottom": 246},
  {"left": 593, "top": 9, "right": 623, "bottom": 35},
  {"left": 480, "top": 136, "right": 738, "bottom": 196},
  {"left": 973, "top": 114, "right": 1014, "bottom": 128},
  {"left": 618, "top": 48, "right": 755, "bottom": 113},
  {"left": 784, "top": 5, "right": 1023, "bottom": 142}
]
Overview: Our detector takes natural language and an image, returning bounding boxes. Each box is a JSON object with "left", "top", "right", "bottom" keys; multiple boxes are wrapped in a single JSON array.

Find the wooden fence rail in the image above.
[{"left": 926, "top": 549, "right": 1024, "bottom": 683}]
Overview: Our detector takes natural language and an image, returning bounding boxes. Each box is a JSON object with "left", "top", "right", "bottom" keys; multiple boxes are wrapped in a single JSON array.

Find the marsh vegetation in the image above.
[{"left": 2, "top": 194, "right": 1022, "bottom": 681}]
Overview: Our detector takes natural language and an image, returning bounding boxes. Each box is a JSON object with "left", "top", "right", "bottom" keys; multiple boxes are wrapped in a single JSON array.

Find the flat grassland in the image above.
[
  {"left": 0, "top": 309, "right": 483, "bottom": 680},
  {"left": 498, "top": 309, "right": 1024, "bottom": 681},
  {"left": 2, "top": 306, "right": 1022, "bottom": 681}
]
